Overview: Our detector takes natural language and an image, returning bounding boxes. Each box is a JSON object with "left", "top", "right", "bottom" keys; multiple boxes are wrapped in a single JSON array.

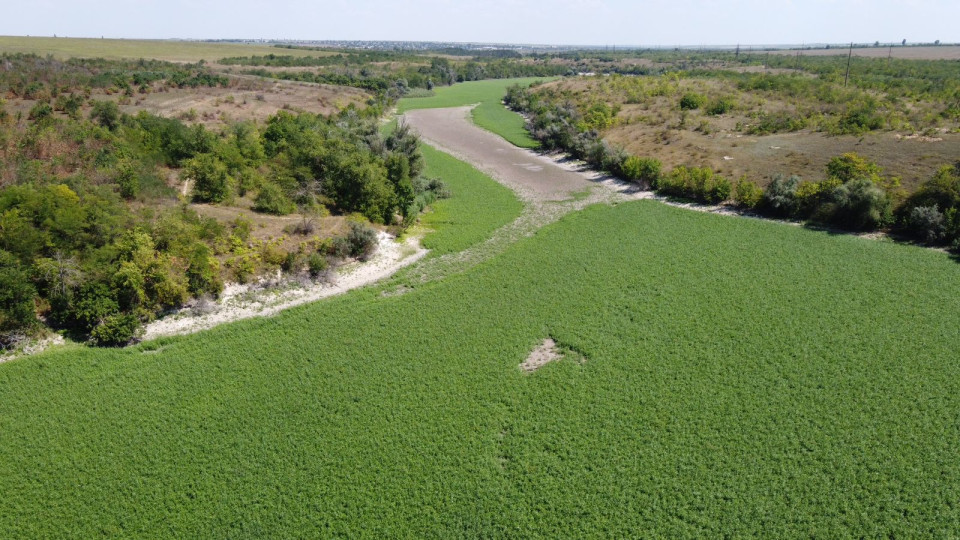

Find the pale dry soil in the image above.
[
  {"left": 520, "top": 338, "right": 562, "bottom": 373},
  {"left": 142, "top": 231, "right": 426, "bottom": 340},
  {"left": 399, "top": 106, "right": 751, "bottom": 285}
]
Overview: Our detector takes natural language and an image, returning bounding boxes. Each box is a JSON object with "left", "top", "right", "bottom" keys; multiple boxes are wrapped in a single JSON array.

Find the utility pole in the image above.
[{"left": 844, "top": 42, "right": 853, "bottom": 87}]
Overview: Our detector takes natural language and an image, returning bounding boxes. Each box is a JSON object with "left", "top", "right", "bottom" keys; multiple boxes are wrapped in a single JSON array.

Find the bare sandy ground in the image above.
[{"left": 141, "top": 231, "right": 426, "bottom": 340}]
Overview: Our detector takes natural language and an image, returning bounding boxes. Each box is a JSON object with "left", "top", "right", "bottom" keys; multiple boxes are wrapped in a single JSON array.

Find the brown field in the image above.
[
  {"left": 3, "top": 76, "right": 370, "bottom": 127},
  {"left": 539, "top": 77, "right": 960, "bottom": 191},
  {"left": 775, "top": 45, "right": 960, "bottom": 60},
  {"left": 605, "top": 123, "right": 960, "bottom": 192},
  {"left": 0, "top": 35, "right": 338, "bottom": 63}
]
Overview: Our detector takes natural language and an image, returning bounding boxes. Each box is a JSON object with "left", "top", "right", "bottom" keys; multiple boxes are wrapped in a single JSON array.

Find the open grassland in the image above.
[
  {"left": 417, "top": 144, "right": 524, "bottom": 254},
  {"left": 2, "top": 199, "right": 960, "bottom": 537},
  {"left": 398, "top": 78, "right": 551, "bottom": 148},
  {"left": 785, "top": 45, "right": 960, "bottom": 60},
  {"left": 0, "top": 36, "right": 337, "bottom": 62}
]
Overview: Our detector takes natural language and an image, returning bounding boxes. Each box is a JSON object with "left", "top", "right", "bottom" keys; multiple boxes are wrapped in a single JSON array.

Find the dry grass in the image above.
[
  {"left": 779, "top": 45, "right": 960, "bottom": 60},
  {"left": 3, "top": 76, "right": 369, "bottom": 127},
  {"left": 539, "top": 77, "right": 960, "bottom": 189},
  {"left": 192, "top": 203, "right": 350, "bottom": 250}
]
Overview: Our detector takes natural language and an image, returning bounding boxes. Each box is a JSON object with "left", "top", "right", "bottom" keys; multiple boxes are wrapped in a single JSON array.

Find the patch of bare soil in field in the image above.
[{"left": 520, "top": 338, "right": 562, "bottom": 372}]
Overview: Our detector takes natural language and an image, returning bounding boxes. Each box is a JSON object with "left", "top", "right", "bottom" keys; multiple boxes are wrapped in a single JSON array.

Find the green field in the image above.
[
  {"left": 0, "top": 36, "right": 337, "bottom": 62},
  {"left": 398, "top": 78, "right": 550, "bottom": 148},
  {"left": 2, "top": 193, "right": 960, "bottom": 535},
  {"left": 418, "top": 144, "right": 524, "bottom": 254}
]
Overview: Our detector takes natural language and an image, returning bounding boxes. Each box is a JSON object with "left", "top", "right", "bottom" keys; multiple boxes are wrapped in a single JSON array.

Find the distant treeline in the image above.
[
  {"left": 240, "top": 56, "right": 569, "bottom": 105},
  {"left": 0, "top": 53, "right": 228, "bottom": 98}
]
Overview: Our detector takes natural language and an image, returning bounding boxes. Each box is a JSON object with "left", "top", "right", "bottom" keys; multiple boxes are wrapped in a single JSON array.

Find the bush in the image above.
[
  {"left": 90, "top": 313, "right": 142, "bottom": 347},
  {"left": 706, "top": 97, "right": 735, "bottom": 116},
  {"left": 679, "top": 93, "right": 706, "bottom": 111},
  {"left": 822, "top": 178, "right": 892, "bottom": 231},
  {"left": 897, "top": 164, "right": 960, "bottom": 244},
  {"left": 90, "top": 100, "right": 120, "bottom": 130},
  {"left": 186, "top": 154, "right": 233, "bottom": 203},
  {"left": 826, "top": 153, "right": 883, "bottom": 184},
  {"left": 905, "top": 206, "right": 949, "bottom": 244},
  {"left": 346, "top": 222, "right": 378, "bottom": 262},
  {"left": 657, "top": 166, "right": 731, "bottom": 204},
  {"left": 621, "top": 156, "right": 661, "bottom": 187},
  {"left": 253, "top": 183, "right": 296, "bottom": 215},
  {"left": 307, "top": 253, "right": 328, "bottom": 277},
  {"left": 762, "top": 174, "right": 802, "bottom": 217},
  {"left": 733, "top": 177, "right": 764, "bottom": 208}
]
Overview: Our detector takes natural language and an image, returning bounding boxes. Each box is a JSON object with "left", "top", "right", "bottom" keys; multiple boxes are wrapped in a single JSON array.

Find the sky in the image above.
[{"left": 3, "top": 0, "right": 958, "bottom": 47}]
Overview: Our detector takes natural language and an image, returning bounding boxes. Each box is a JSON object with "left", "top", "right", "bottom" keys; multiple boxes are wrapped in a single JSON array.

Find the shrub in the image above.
[
  {"left": 795, "top": 178, "right": 842, "bottom": 218},
  {"left": 621, "top": 156, "right": 662, "bottom": 187},
  {"left": 823, "top": 178, "right": 892, "bottom": 231},
  {"left": 28, "top": 102, "right": 53, "bottom": 122},
  {"left": 658, "top": 166, "right": 731, "bottom": 204},
  {"left": 905, "top": 206, "right": 949, "bottom": 244},
  {"left": 706, "top": 97, "right": 735, "bottom": 116},
  {"left": 90, "top": 313, "right": 142, "bottom": 346},
  {"left": 762, "top": 174, "right": 802, "bottom": 217},
  {"left": 346, "top": 222, "right": 378, "bottom": 262},
  {"left": 187, "top": 154, "right": 233, "bottom": 203},
  {"left": 253, "top": 183, "right": 296, "bottom": 215},
  {"left": 307, "top": 253, "right": 328, "bottom": 277},
  {"left": 826, "top": 153, "right": 883, "bottom": 184},
  {"left": 679, "top": 93, "right": 706, "bottom": 111},
  {"left": 90, "top": 100, "right": 120, "bottom": 130},
  {"left": 733, "top": 177, "right": 764, "bottom": 208}
]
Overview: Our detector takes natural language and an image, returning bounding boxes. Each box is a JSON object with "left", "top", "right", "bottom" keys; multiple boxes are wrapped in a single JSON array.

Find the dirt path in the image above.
[
  {"left": 405, "top": 107, "right": 610, "bottom": 201},
  {"left": 399, "top": 106, "right": 652, "bottom": 285}
]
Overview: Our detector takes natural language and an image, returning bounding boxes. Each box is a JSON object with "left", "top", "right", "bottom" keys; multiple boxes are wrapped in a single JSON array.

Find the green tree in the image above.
[
  {"left": 187, "top": 154, "right": 233, "bottom": 203},
  {"left": 0, "top": 251, "right": 39, "bottom": 335}
]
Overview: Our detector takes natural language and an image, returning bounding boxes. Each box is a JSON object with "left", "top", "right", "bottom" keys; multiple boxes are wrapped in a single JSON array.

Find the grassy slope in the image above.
[
  {"left": 0, "top": 36, "right": 337, "bottom": 62},
  {"left": 2, "top": 201, "right": 960, "bottom": 537},
  {"left": 418, "top": 144, "right": 523, "bottom": 254},
  {"left": 398, "top": 78, "right": 549, "bottom": 148}
]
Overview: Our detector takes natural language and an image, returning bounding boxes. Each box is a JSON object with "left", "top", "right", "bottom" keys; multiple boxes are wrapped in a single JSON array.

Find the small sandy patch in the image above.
[{"left": 520, "top": 338, "right": 562, "bottom": 373}]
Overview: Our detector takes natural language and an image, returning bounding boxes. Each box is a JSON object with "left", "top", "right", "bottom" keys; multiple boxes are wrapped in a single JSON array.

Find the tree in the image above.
[
  {"left": 0, "top": 251, "right": 38, "bottom": 336},
  {"left": 386, "top": 152, "right": 414, "bottom": 220},
  {"left": 186, "top": 154, "right": 233, "bottom": 203}
]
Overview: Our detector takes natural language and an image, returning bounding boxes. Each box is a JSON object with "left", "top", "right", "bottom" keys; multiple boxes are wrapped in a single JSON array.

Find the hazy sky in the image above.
[{"left": 4, "top": 0, "right": 958, "bottom": 46}]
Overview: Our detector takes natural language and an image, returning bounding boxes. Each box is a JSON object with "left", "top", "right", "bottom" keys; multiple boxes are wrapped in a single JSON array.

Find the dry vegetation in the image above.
[
  {"left": 535, "top": 74, "right": 960, "bottom": 190},
  {"left": 0, "top": 36, "right": 339, "bottom": 63}
]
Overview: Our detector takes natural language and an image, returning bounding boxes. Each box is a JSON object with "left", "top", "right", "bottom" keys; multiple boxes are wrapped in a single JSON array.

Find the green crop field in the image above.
[
  {"left": 0, "top": 36, "right": 337, "bottom": 62},
  {"left": 398, "top": 78, "right": 551, "bottom": 148},
  {"left": 418, "top": 144, "right": 524, "bottom": 254},
  {"left": 2, "top": 194, "right": 960, "bottom": 536}
]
